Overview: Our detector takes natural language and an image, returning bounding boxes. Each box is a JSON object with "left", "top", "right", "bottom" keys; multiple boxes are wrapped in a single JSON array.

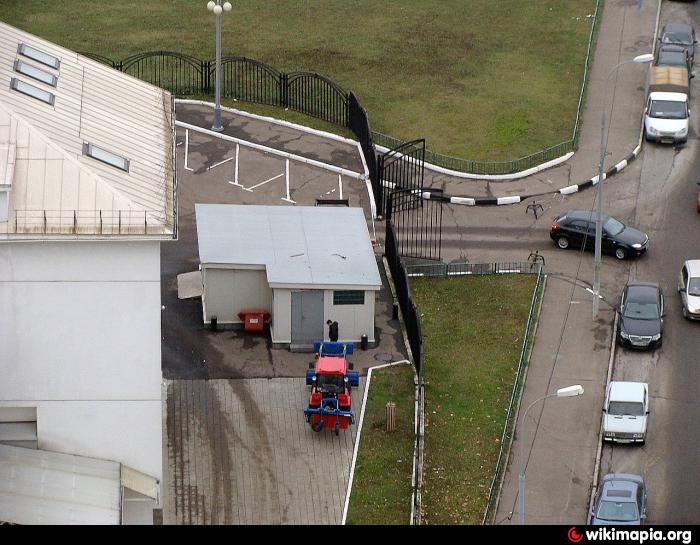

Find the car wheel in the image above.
[
  {"left": 556, "top": 236, "right": 570, "bottom": 250},
  {"left": 614, "top": 247, "right": 627, "bottom": 260},
  {"left": 683, "top": 306, "right": 688, "bottom": 319}
]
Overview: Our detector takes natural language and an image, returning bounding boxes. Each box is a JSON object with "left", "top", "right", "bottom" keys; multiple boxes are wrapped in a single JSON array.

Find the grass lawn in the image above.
[
  {"left": 345, "top": 363, "right": 416, "bottom": 525},
  {"left": 3, "top": 0, "right": 596, "bottom": 161},
  {"left": 410, "top": 274, "right": 538, "bottom": 524}
]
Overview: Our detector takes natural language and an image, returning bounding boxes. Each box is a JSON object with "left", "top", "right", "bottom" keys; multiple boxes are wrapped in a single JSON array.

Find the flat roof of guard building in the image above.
[
  {"left": 195, "top": 204, "right": 381, "bottom": 289},
  {"left": 0, "top": 21, "right": 175, "bottom": 239}
]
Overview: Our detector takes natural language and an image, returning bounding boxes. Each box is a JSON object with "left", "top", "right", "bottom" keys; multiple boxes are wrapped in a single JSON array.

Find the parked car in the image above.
[
  {"left": 591, "top": 473, "right": 647, "bottom": 525},
  {"left": 656, "top": 44, "right": 692, "bottom": 73},
  {"left": 645, "top": 66, "right": 690, "bottom": 144},
  {"left": 660, "top": 22, "right": 697, "bottom": 65},
  {"left": 678, "top": 259, "right": 700, "bottom": 320},
  {"left": 549, "top": 210, "right": 649, "bottom": 260},
  {"left": 603, "top": 382, "right": 649, "bottom": 444},
  {"left": 618, "top": 282, "right": 664, "bottom": 350}
]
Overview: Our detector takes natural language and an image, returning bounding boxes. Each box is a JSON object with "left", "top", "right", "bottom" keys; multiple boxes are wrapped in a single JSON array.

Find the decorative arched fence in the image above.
[{"left": 80, "top": 51, "right": 348, "bottom": 127}]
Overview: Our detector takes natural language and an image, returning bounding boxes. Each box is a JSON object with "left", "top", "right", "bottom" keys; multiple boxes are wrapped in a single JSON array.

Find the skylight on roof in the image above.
[
  {"left": 14, "top": 60, "right": 57, "bottom": 87},
  {"left": 83, "top": 143, "right": 130, "bottom": 172},
  {"left": 10, "top": 78, "right": 55, "bottom": 105},
  {"left": 17, "top": 43, "right": 60, "bottom": 70}
]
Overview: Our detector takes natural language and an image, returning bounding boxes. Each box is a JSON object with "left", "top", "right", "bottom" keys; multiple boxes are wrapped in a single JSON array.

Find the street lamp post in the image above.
[
  {"left": 592, "top": 53, "right": 654, "bottom": 320},
  {"left": 518, "top": 384, "right": 584, "bottom": 525},
  {"left": 207, "top": 0, "right": 232, "bottom": 132}
]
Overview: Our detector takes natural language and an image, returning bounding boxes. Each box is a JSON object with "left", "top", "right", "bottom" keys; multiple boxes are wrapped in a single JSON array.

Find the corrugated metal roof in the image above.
[
  {"left": 0, "top": 21, "right": 175, "bottom": 238},
  {"left": 196, "top": 204, "right": 382, "bottom": 289},
  {"left": 0, "top": 444, "right": 121, "bottom": 525}
]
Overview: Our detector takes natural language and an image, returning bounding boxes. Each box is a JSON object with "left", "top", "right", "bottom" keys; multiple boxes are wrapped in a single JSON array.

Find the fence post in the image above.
[
  {"left": 202, "top": 60, "right": 210, "bottom": 95},
  {"left": 280, "top": 73, "right": 289, "bottom": 108}
]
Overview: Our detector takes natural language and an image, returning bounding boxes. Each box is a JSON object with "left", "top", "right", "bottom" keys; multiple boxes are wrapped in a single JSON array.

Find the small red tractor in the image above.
[{"left": 304, "top": 341, "right": 360, "bottom": 435}]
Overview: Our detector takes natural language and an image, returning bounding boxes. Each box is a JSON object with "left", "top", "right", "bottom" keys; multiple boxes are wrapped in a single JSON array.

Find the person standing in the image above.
[{"left": 326, "top": 319, "right": 339, "bottom": 342}]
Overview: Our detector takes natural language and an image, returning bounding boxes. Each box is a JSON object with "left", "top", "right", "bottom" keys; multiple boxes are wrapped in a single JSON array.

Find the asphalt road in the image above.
[{"left": 598, "top": 0, "right": 700, "bottom": 525}]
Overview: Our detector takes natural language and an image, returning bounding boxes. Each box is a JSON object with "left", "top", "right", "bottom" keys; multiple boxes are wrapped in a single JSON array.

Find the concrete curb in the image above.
[
  {"left": 588, "top": 310, "right": 620, "bottom": 521},
  {"left": 416, "top": 143, "right": 644, "bottom": 207},
  {"left": 341, "top": 358, "right": 411, "bottom": 525}
]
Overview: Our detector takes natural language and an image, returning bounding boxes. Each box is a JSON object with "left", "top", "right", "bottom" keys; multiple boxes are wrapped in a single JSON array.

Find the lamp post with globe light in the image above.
[{"left": 207, "top": 0, "right": 232, "bottom": 132}]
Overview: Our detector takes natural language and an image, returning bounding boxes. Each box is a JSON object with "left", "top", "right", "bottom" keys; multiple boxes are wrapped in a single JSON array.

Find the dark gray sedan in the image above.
[
  {"left": 618, "top": 282, "right": 665, "bottom": 350},
  {"left": 591, "top": 473, "right": 647, "bottom": 525},
  {"left": 660, "top": 22, "right": 696, "bottom": 64}
]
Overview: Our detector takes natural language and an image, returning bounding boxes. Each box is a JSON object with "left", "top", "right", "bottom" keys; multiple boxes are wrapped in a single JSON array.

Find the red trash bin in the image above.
[{"left": 237, "top": 309, "right": 271, "bottom": 333}]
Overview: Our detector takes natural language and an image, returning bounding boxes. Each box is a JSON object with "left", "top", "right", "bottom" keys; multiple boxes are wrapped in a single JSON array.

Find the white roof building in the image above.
[
  {"left": 0, "top": 22, "right": 172, "bottom": 524},
  {"left": 0, "top": 20, "right": 176, "bottom": 239},
  {"left": 195, "top": 204, "right": 381, "bottom": 347},
  {"left": 196, "top": 204, "right": 381, "bottom": 289}
]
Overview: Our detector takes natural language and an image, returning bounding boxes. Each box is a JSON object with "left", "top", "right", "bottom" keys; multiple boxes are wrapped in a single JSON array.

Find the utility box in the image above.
[{"left": 237, "top": 309, "right": 271, "bottom": 333}]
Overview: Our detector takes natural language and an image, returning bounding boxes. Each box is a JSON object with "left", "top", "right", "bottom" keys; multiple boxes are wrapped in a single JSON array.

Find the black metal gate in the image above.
[
  {"left": 377, "top": 139, "right": 426, "bottom": 218},
  {"left": 387, "top": 188, "right": 443, "bottom": 261}
]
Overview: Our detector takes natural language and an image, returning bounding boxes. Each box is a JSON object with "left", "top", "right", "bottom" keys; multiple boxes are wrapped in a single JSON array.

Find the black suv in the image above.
[{"left": 549, "top": 210, "right": 649, "bottom": 260}]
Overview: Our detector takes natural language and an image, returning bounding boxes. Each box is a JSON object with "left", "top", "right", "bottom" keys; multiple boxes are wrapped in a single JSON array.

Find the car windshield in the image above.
[
  {"left": 663, "top": 32, "right": 693, "bottom": 45},
  {"left": 316, "top": 374, "right": 345, "bottom": 394},
  {"left": 623, "top": 301, "right": 660, "bottom": 320},
  {"left": 689, "top": 277, "right": 700, "bottom": 296},
  {"left": 603, "top": 216, "right": 625, "bottom": 236},
  {"left": 650, "top": 100, "right": 688, "bottom": 119},
  {"left": 597, "top": 500, "right": 639, "bottom": 522},
  {"left": 658, "top": 51, "right": 687, "bottom": 66},
  {"left": 608, "top": 401, "right": 645, "bottom": 416}
]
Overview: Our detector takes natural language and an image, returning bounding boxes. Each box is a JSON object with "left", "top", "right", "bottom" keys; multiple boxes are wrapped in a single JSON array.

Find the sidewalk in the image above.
[{"left": 492, "top": 0, "right": 659, "bottom": 524}]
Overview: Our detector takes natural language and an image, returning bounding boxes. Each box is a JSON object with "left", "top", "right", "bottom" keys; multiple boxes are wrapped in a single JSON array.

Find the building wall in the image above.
[
  {"left": 0, "top": 240, "right": 163, "bottom": 479},
  {"left": 323, "top": 289, "right": 376, "bottom": 343},
  {"left": 202, "top": 266, "right": 271, "bottom": 324},
  {"left": 270, "top": 287, "right": 376, "bottom": 344},
  {"left": 271, "top": 288, "right": 292, "bottom": 344}
]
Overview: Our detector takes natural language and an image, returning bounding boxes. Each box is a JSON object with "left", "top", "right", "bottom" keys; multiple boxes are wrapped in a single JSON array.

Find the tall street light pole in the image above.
[
  {"left": 207, "top": 0, "right": 232, "bottom": 132},
  {"left": 518, "top": 384, "right": 584, "bottom": 525},
  {"left": 592, "top": 53, "right": 654, "bottom": 320}
]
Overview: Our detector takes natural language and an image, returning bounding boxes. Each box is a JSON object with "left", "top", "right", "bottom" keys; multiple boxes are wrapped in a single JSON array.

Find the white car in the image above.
[
  {"left": 678, "top": 259, "right": 700, "bottom": 320},
  {"left": 603, "top": 382, "right": 649, "bottom": 444}
]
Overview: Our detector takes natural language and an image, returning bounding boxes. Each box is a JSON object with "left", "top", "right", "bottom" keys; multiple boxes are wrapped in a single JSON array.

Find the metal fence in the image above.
[
  {"left": 405, "top": 261, "right": 542, "bottom": 277},
  {"left": 385, "top": 221, "right": 423, "bottom": 378},
  {"left": 80, "top": 51, "right": 348, "bottom": 128}
]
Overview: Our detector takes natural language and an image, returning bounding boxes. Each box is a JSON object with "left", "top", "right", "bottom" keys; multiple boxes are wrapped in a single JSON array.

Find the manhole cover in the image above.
[{"left": 374, "top": 352, "right": 394, "bottom": 363}]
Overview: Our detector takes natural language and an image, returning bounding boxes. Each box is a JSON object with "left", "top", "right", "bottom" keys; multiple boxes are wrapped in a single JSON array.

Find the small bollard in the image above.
[
  {"left": 211, "top": 316, "right": 218, "bottom": 332},
  {"left": 386, "top": 401, "right": 396, "bottom": 433}
]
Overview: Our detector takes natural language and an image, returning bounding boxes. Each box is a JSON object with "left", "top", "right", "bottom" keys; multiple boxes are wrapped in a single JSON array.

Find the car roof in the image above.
[
  {"left": 601, "top": 474, "right": 643, "bottom": 500},
  {"left": 685, "top": 259, "right": 700, "bottom": 277},
  {"left": 663, "top": 22, "right": 693, "bottom": 34},
  {"left": 625, "top": 282, "right": 660, "bottom": 301},
  {"left": 560, "top": 210, "right": 609, "bottom": 222},
  {"left": 609, "top": 381, "right": 647, "bottom": 401}
]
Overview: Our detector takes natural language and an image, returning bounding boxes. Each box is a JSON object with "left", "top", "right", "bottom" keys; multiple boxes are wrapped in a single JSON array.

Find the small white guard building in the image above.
[{"left": 196, "top": 204, "right": 382, "bottom": 348}]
